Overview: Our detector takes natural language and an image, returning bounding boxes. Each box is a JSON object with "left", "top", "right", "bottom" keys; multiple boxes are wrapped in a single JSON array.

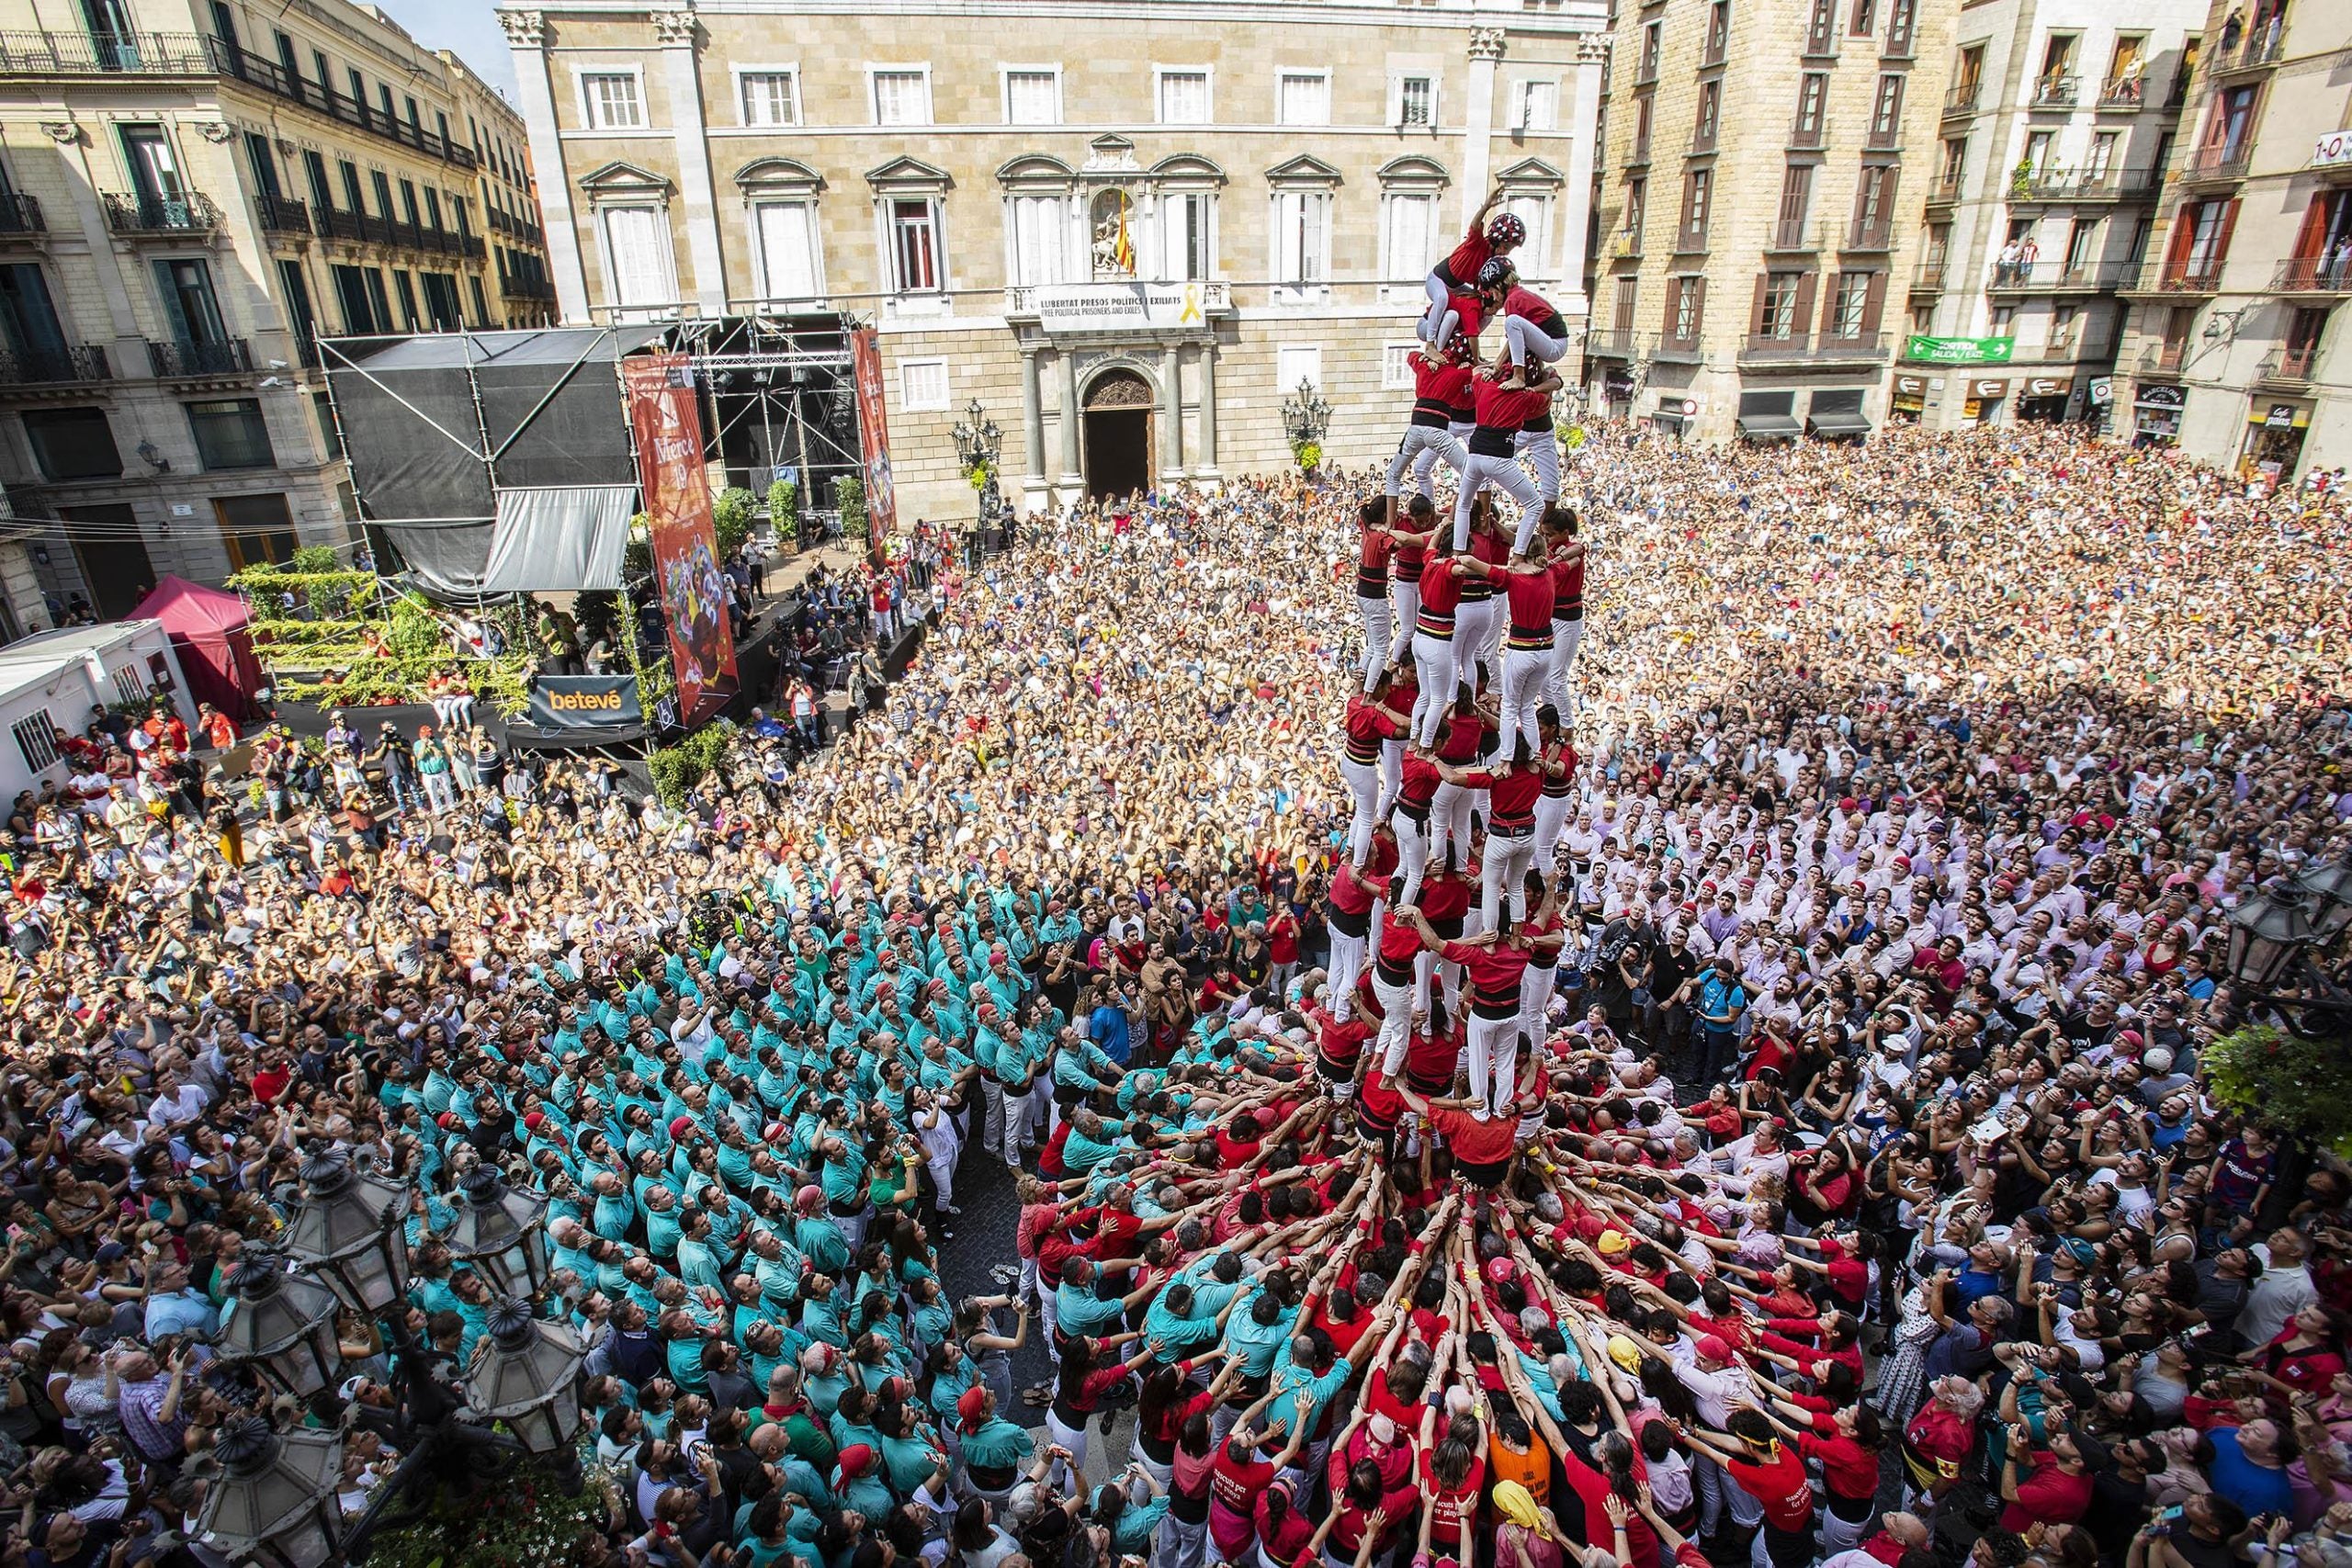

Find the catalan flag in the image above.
[{"left": 1114, "top": 190, "right": 1136, "bottom": 274}]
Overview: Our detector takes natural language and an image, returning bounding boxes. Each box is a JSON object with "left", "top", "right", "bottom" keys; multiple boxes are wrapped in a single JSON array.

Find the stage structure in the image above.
[{"left": 320, "top": 313, "right": 864, "bottom": 738}]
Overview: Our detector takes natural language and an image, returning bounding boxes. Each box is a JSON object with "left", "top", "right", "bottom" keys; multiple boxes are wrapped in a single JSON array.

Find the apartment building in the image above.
[
  {"left": 496, "top": 0, "right": 1606, "bottom": 518},
  {"left": 1583, "top": 0, "right": 1959, "bottom": 443},
  {"left": 2111, "top": 0, "right": 2349, "bottom": 479},
  {"left": 0, "top": 0, "right": 553, "bottom": 617},
  {"left": 1894, "top": 0, "right": 2202, "bottom": 430}
]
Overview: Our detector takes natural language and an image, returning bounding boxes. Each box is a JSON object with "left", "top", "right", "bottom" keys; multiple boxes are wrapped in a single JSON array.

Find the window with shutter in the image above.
[
  {"left": 1159, "top": 194, "right": 1212, "bottom": 281},
  {"left": 1383, "top": 193, "right": 1434, "bottom": 284},
  {"left": 602, "top": 207, "right": 673, "bottom": 307},
  {"left": 741, "top": 73, "right": 797, "bottom": 127},
  {"left": 1005, "top": 71, "right": 1059, "bottom": 126},
  {"left": 1008, "top": 195, "right": 1066, "bottom": 287},
  {"left": 1278, "top": 73, "right": 1330, "bottom": 127},
  {"left": 1159, "top": 71, "right": 1210, "bottom": 125},
  {"left": 873, "top": 71, "right": 930, "bottom": 127}
]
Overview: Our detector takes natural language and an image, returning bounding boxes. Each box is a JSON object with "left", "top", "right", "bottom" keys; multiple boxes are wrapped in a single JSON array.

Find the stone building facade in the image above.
[
  {"left": 2109, "top": 0, "right": 2349, "bottom": 480},
  {"left": 495, "top": 0, "right": 1606, "bottom": 520},
  {"left": 0, "top": 0, "right": 552, "bottom": 617},
  {"left": 1583, "top": 0, "right": 1961, "bottom": 443},
  {"left": 1893, "top": 0, "right": 2203, "bottom": 432}
]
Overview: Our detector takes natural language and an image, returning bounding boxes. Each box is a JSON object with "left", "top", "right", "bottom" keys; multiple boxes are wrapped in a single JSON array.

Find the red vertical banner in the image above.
[
  {"left": 621, "top": 351, "right": 738, "bottom": 725},
  {"left": 849, "top": 327, "right": 899, "bottom": 546}
]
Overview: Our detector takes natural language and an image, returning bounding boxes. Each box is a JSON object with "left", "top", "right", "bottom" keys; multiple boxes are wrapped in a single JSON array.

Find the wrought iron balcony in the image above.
[
  {"left": 2030, "top": 74, "right": 2080, "bottom": 109},
  {"left": 0, "top": 193, "right": 43, "bottom": 234},
  {"left": 2274, "top": 256, "right": 2352, "bottom": 294},
  {"left": 256, "top": 194, "right": 310, "bottom": 234},
  {"left": 0, "top": 28, "right": 209, "bottom": 73},
  {"left": 0, "top": 345, "right": 109, "bottom": 384},
  {"left": 2256, "top": 344, "right": 2319, "bottom": 386},
  {"left": 1585, "top": 329, "right": 1640, "bottom": 357},
  {"left": 2138, "top": 341, "right": 2187, "bottom": 374},
  {"left": 102, "top": 190, "right": 220, "bottom": 234},
  {"left": 145, "top": 338, "right": 253, "bottom": 377},
  {"left": 1943, "top": 83, "right": 1981, "bottom": 117}
]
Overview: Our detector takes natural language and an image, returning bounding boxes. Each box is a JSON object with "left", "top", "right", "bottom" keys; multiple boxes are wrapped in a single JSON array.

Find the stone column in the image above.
[
  {"left": 1056, "top": 345, "right": 1083, "bottom": 491},
  {"left": 1158, "top": 344, "right": 1182, "bottom": 478},
  {"left": 1553, "top": 36, "right": 1607, "bottom": 320},
  {"left": 1461, "top": 28, "right": 1506, "bottom": 230},
  {"left": 498, "top": 11, "right": 591, "bottom": 321},
  {"left": 1019, "top": 344, "right": 1047, "bottom": 511},
  {"left": 655, "top": 5, "right": 727, "bottom": 315},
  {"left": 1194, "top": 341, "right": 1220, "bottom": 481}
]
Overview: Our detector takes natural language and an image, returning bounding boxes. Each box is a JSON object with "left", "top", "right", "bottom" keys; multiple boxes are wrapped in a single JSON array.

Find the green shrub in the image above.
[
  {"left": 649, "top": 719, "right": 736, "bottom": 805},
  {"left": 767, "top": 479, "right": 798, "bottom": 542},
  {"left": 838, "top": 474, "right": 867, "bottom": 541},
  {"left": 713, "top": 487, "right": 756, "bottom": 557},
  {"left": 2204, "top": 1023, "right": 2352, "bottom": 1156}
]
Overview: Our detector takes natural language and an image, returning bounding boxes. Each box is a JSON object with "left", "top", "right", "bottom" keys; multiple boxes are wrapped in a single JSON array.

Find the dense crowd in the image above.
[{"left": 0, "top": 410, "right": 2346, "bottom": 1568}]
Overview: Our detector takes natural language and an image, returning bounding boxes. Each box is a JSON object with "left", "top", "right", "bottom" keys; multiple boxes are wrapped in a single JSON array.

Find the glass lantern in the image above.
[
  {"left": 216, "top": 1254, "right": 344, "bottom": 1401},
  {"left": 280, "top": 1153, "right": 412, "bottom": 1314},
  {"left": 463, "top": 1296, "right": 584, "bottom": 1454},
  {"left": 2225, "top": 889, "right": 2319, "bottom": 991},
  {"left": 195, "top": 1416, "right": 345, "bottom": 1568},
  {"left": 445, "top": 1167, "right": 551, "bottom": 1300}
]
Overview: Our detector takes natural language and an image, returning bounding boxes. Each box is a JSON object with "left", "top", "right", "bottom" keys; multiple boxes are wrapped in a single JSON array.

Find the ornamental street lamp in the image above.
[
  {"left": 2222, "top": 853, "right": 2352, "bottom": 1039},
  {"left": 952, "top": 397, "right": 1005, "bottom": 545},
  {"left": 1281, "top": 378, "right": 1332, "bottom": 454},
  {"left": 464, "top": 1295, "right": 587, "bottom": 1459},
  {"left": 195, "top": 1416, "right": 345, "bottom": 1568},
  {"left": 216, "top": 1253, "right": 344, "bottom": 1402},
  {"left": 280, "top": 1153, "right": 411, "bottom": 1314},
  {"left": 444, "top": 1166, "right": 552, "bottom": 1301}
]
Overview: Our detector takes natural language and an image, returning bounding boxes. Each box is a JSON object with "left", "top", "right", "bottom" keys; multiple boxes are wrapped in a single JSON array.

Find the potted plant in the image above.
[{"left": 767, "top": 478, "right": 798, "bottom": 554}]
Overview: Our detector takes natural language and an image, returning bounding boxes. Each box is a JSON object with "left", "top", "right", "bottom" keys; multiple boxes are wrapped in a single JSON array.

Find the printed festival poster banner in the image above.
[
  {"left": 850, "top": 327, "right": 899, "bottom": 547},
  {"left": 621, "top": 352, "right": 738, "bottom": 724}
]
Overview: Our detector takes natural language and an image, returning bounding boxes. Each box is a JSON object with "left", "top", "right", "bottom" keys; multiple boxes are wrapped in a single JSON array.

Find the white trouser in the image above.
[
  {"left": 928, "top": 1147, "right": 956, "bottom": 1209},
  {"left": 1046, "top": 1409, "right": 1091, "bottom": 1476},
  {"left": 1514, "top": 426, "right": 1562, "bottom": 507},
  {"left": 1394, "top": 811, "right": 1431, "bottom": 907},
  {"left": 1466, "top": 1010, "right": 1521, "bottom": 1118},
  {"left": 1417, "top": 420, "right": 1475, "bottom": 499},
  {"left": 1340, "top": 756, "right": 1382, "bottom": 865},
  {"left": 1386, "top": 581, "right": 1420, "bottom": 666},
  {"left": 1158, "top": 1514, "right": 1207, "bottom": 1568},
  {"left": 1546, "top": 616, "right": 1584, "bottom": 720},
  {"left": 1533, "top": 791, "right": 1571, "bottom": 869},
  {"left": 1482, "top": 828, "right": 1537, "bottom": 931},
  {"left": 1520, "top": 962, "right": 1558, "bottom": 1036},
  {"left": 1419, "top": 275, "right": 1459, "bottom": 345},
  {"left": 1455, "top": 598, "right": 1498, "bottom": 688},
  {"left": 1505, "top": 312, "right": 1572, "bottom": 368},
  {"left": 1499, "top": 644, "right": 1553, "bottom": 758},
  {"left": 1376, "top": 739, "right": 1404, "bottom": 822},
  {"left": 1408, "top": 632, "right": 1458, "bottom": 746},
  {"left": 1820, "top": 1502, "right": 1871, "bottom": 1558},
  {"left": 1453, "top": 449, "right": 1540, "bottom": 552},
  {"left": 1428, "top": 782, "right": 1475, "bottom": 872},
  {"left": 1327, "top": 921, "right": 1368, "bottom": 1019},
  {"left": 1373, "top": 973, "right": 1417, "bottom": 1073},
  {"left": 1387, "top": 425, "right": 1467, "bottom": 501},
  {"left": 1356, "top": 593, "right": 1392, "bottom": 692}
]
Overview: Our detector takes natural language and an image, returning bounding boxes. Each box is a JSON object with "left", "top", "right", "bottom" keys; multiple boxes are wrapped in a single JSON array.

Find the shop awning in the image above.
[
  {"left": 1807, "top": 411, "right": 1873, "bottom": 436},
  {"left": 1736, "top": 414, "right": 1803, "bottom": 441}
]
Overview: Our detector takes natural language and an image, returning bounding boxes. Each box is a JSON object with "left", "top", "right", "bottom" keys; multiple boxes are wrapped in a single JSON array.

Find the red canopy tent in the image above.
[{"left": 130, "top": 576, "right": 266, "bottom": 722}]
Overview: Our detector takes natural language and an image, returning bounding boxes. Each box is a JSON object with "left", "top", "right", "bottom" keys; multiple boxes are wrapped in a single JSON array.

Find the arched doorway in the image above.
[{"left": 1082, "top": 367, "right": 1153, "bottom": 501}]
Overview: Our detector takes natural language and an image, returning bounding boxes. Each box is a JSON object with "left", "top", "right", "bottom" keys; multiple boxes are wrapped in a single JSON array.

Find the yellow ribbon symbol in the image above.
[{"left": 1180, "top": 285, "right": 1201, "bottom": 325}]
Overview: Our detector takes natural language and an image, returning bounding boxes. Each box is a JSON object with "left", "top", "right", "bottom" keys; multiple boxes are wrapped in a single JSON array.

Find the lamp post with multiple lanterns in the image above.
[
  {"left": 2222, "top": 854, "right": 2352, "bottom": 1037},
  {"left": 198, "top": 1151, "right": 584, "bottom": 1565}
]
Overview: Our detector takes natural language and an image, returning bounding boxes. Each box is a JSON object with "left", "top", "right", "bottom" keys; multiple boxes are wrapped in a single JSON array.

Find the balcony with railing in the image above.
[
  {"left": 2206, "top": 27, "right": 2286, "bottom": 78},
  {"left": 1789, "top": 119, "right": 1825, "bottom": 152},
  {"left": 1845, "top": 220, "right": 1894, "bottom": 252},
  {"left": 1765, "top": 221, "right": 1824, "bottom": 254},
  {"left": 0, "top": 28, "right": 209, "bottom": 73},
  {"left": 2030, "top": 74, "right": 2080, "bottom": 109},
  {"left": 255, "top": 194, "right": 310, "bottom": 235},
  {"left": 1912, "top": 261, "right": 1947, "bottom": 291},
  {"left": 1927, "top": 174, "right": 1962, "bottom": 205},
  {"left": 1863, "top": 122, "right": 1901, "bottom": 152},
  {"left": 1986, "top": 259, "right": 2132, "bottom": 292},
  {"left": 1625, "top": 134, "right": 1652, "bottom": 168},
  {"left": 314, "top": 206, "right": 486, "bottom": 260},
  {"left": 2275, "top": 256, "right": 2352, "bottom": 294},
  {"left": 1585, "top": 329, "right": 1640, "bottom": 357},
  {"left": 2139, "top": 341, "right": 2187, "bottom": 375},
  {"left": 1611, "top": 230, "right": 1644, "bottom": 262},
  {"left": 1943, "top": 83, "right": 1981, "bottom": 117},
  {"left": 1688, "top": 127, "right": 1717, "bottom": 157},
  {"left": 101, "top": 190, "right": 220, "bottom": 235},
  {"left": 2155, "top": 261, "right": 2225, "bottom": 292},
  {"left": 2256, "top": 344, "right": 2320, "bottom": 386},
  {"left": 1699, "top": 32, "right": 1728, "bottom": 69},
  {"left": 145, "top": 338, "right": 252, "bottom": 378},
  {"left": 2098, "top": 74, "right": 2150, "bottom": 110},
  {"left": 209, "top": 39, "right": 477, "bottom": 169},
  {"left": 1740, "top": 331, "right": 1888, "bottom": 365},
  {"left": 2182, "top": 142, "right": 2253, "bottom": 182},
  {"left": 486, "top": 209, "right": 545, "bottom": 247},
  {"left": 500, "top": 274, "right": 556, "bottom": 302},
  {"left": 0, "top": 345, "right": 109, "bottom": 386},
  {"left": 0, "top": 193, "right": 43, "bottom": 237},
  {"left": 1653, "top": 330, "right": 1704, "bottom": 363},
  {"left": 2013, "top": 171, "right": 2140, "bottom": 203}
]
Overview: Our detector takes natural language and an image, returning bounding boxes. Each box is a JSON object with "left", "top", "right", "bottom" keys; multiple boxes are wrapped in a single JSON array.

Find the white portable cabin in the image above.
[{"left": 0, "top": 622, "right": 189, "bottom": 807}]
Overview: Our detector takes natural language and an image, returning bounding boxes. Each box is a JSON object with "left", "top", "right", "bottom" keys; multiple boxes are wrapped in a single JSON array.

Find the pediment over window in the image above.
[
  {"left": 1495, "top": 156, "right": 1566, "bottom": 189},
  {"left": 579, "top": 160, "right": 673, "bottom": 196},
  {"left": 735, "top": 157, "right": 824, "bottom": 195},
  {"left": 1264, "top": 152, "right": 1342, "bottom": 187},
  {"left": 1149, "top": 152, "right": 1226, "bottom": 186},
  {"left": 865, "top": 155, "right": 953, "bottom": 191},
  {"left": 1377, "top": 154, "right": 1451, "bottom": 188},
  {"left": 997, "top": 153, "right": 1077, "bottom": 188}
]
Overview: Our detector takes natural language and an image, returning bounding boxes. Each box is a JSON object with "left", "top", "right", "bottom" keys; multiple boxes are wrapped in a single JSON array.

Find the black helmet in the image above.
[{"left": 1476, "top": 256, "right": 1516, "bottom": 291}]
